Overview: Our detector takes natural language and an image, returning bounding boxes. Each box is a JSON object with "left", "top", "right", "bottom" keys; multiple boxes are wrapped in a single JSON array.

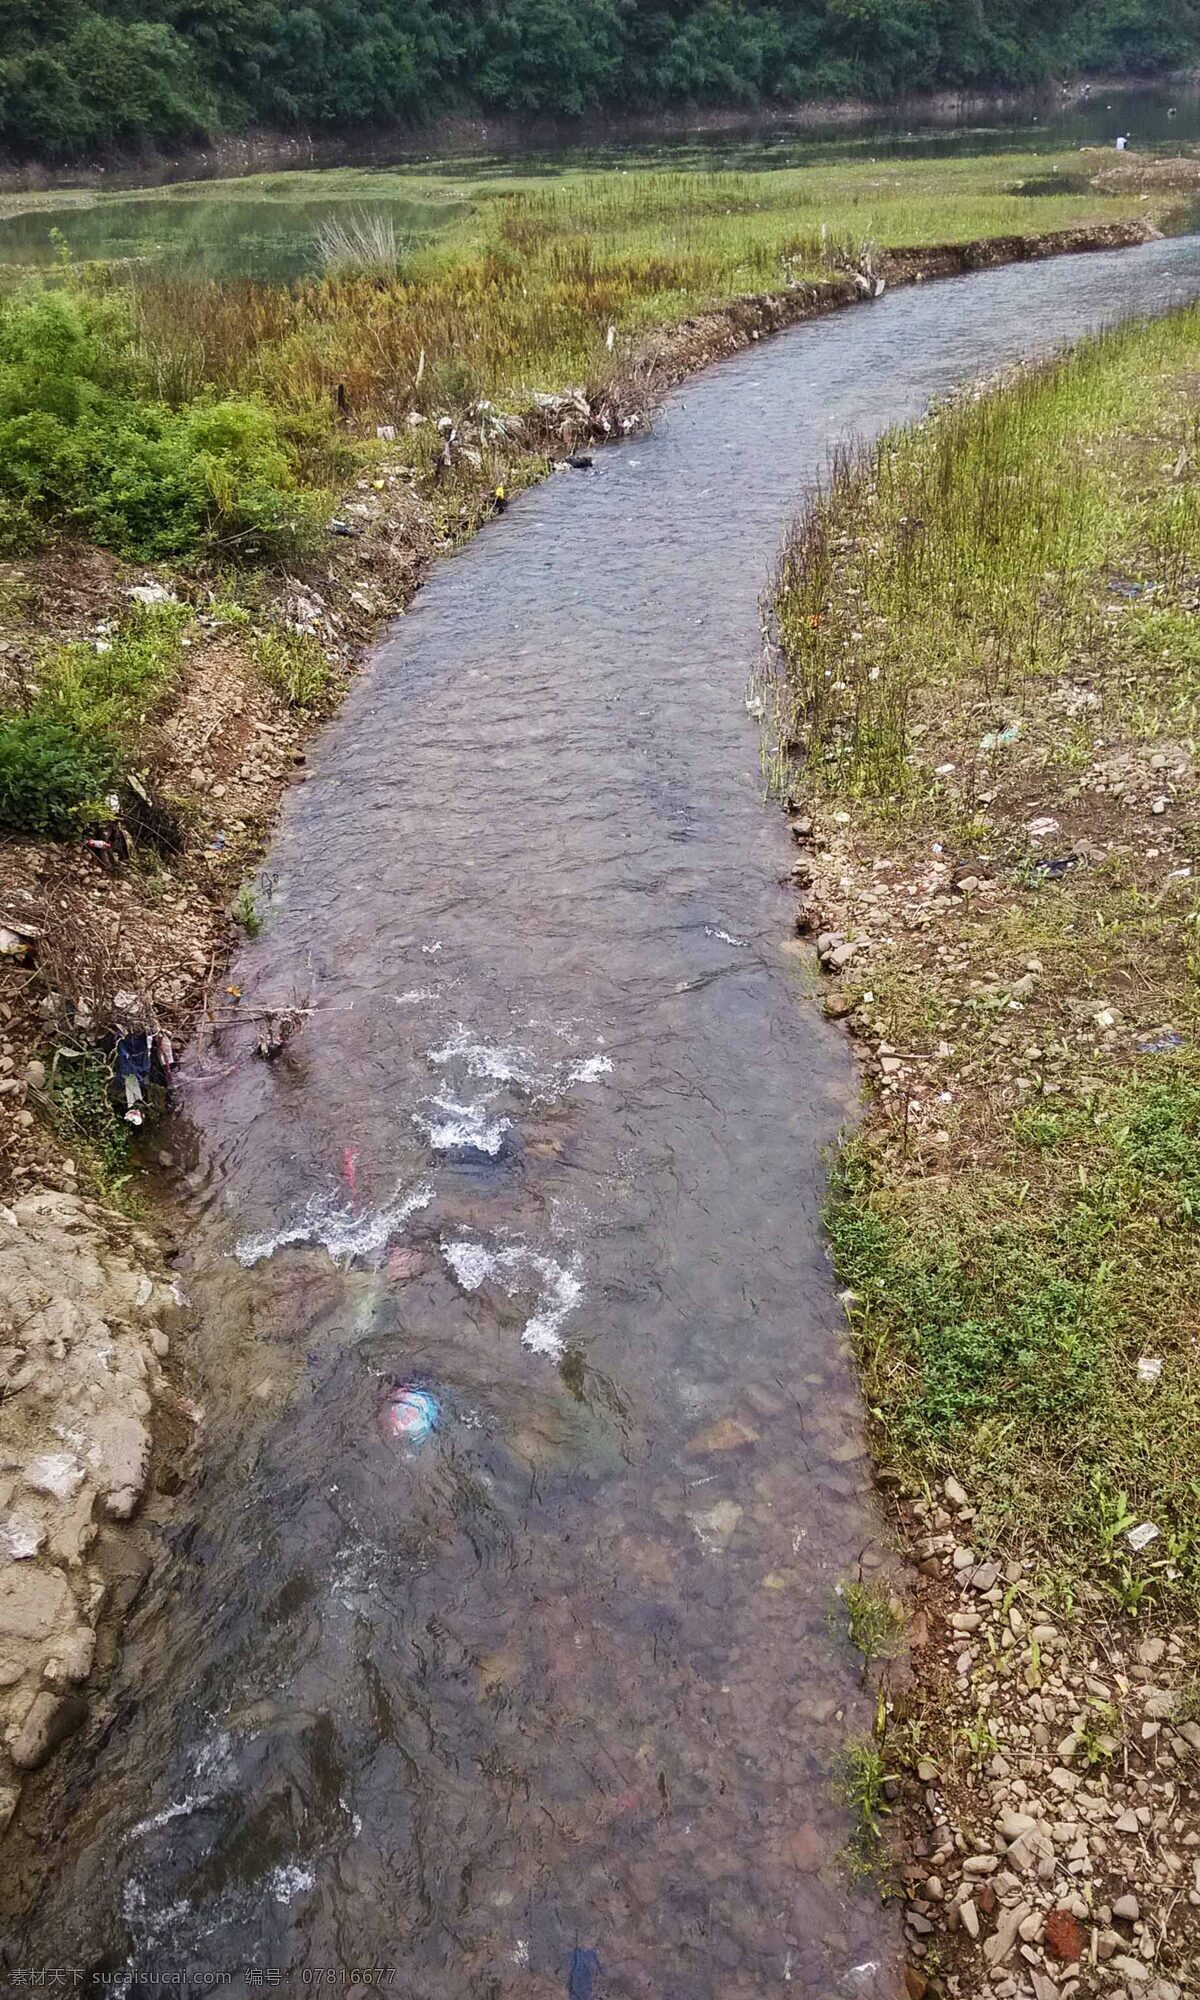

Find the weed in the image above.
[
  {"left": 46, "top": 1046, "right": 132, "bottom": 1199},
  {"left": 233, "top": 884, "right": 262, "bottom": 936},
  {"left": 254, "top": 626, "right": 331, "bottom": 710},
  {"left": 837, "top": 1578, "right": 905, "bottom": 1681},
  {"left": 0, "top": 715, "right": 116, "bottom": 836},
  {"left": 315, "top": 211, "right": 415, "bottom": 278},
  {"left": 1074, "top": 1700, "right": 1120, "bottom": 1767},
  {"left": 0, "top": 601, "right": 190, "bottom": 837},
  {"left": 958, "top": 1710, "right": 1000, "bottom": 1768},
  {"left": 836, "top": 1734, "right": 895, "bottom": 1877}
]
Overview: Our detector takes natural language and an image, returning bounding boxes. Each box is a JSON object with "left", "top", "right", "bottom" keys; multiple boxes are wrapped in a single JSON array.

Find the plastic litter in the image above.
[
  {"left": 1136, "top": 1028, "right": 1184, "bottom": 1054},
  {"left": 1137, "top": 1356, "right": 1163, "bottom": 1385},
  {"left": 116, "top": 1032, "right": 152, "bottom": 1126},
  {"left": 114, "top": 1030, "right": 174, "bottom": 1127},
  {"left": 568, "top": 1948, "right": 599, "bottom": 2000},
  {"left": 980, "top": 722, "right": 1022, "bottom": 751},
  {"left": 1127, "top": 1521, "right": 1160, "bottom": 1553},
  {"left": 567, "top": 454, "right": 594, "bottom": 471},
  {"left": 1031, "top": 855, "right": 1078, "bottom": 880},
  {"left": 383, "top": 1387, "right": 439, "bottom": 1443}
]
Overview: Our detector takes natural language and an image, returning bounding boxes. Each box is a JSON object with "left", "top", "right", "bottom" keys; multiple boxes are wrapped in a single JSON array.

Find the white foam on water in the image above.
[
  {"left": 266, "top": 1863, "right": 316, "bottom": 1903},
  {"left": 415, "top": 1096, "right": 509, "bottom": 1156},
  {"left": 429, "top": 1026, "right": 539, "bottom": 1088},
  {"left": 234, "top": 1180, "right": 433, "bottom": 1269},
  {"left": 441, "top": 1237, "right": 582, "bottom": 1359},
  {"left": 394, "top": 987, "right": 437, "bottom": 1005},
  {"left": 430, "top": 1024, "right": 613, "bottom": 1100},
  {"left": 522, "top": 1259, "right": 583, "bottom": 1357},
  {"left": 566, "top": 1053, "right": 613, "bottom": 1084},
  {"left": 443, "top": 1239, "right": 496, "bottom": 1292},
  {"left": 705, "top": 926, "right": 747, "bottom": 948},
  {"left": 128, "top": 1792, "right": 215, "bottom": 1841}
]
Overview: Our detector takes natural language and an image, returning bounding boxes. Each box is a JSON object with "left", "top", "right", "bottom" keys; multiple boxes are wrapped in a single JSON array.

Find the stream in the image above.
[{"left": 11, "top": 234, "right": 1200, "bottom": 1998}]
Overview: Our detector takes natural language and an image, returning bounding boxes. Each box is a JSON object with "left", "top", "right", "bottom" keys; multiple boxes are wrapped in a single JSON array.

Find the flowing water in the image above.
[{"left": 11, "top": 236, "right": 1200, "bottom": 1997}]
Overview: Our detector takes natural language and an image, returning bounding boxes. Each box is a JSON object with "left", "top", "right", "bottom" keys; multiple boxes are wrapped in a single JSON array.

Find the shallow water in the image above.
[
  {"left": 11, "top": 236, "right": 1200, "bottom": 1998},
  {"left": 0, "top": 191, "right": 458, "bottom": 283}
]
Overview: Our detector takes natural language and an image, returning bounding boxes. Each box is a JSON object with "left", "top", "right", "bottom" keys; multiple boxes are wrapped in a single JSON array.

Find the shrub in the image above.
[
  {"left": 0, "top": 715, "right": 116, "bottom": 835},
  {"left": 0, "top": 284, "right": 321, "bottom": 561}
]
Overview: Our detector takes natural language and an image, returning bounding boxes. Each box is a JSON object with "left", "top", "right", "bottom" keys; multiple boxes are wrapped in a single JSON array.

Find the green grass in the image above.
[
  {"left": 771, "top": 300, "right": 1200, "bottom": 1618},
  {"left": 233, "top": 883, "right": 262, "bottom": 935},
  {"left": 836, "top": 1732, "right": 895, "bottom": 1878},
  {"left": 0, "top": 600, "right": 189, "bottom": 834},
  {"left": 253, "top": 625, "right": 332, "bottom": 710},
  {"left": 114, "top": 148, "right": 1169, "bottom": 427},
  {"left": 837, "top": 1578, "right": 905, "bottom": 1682},
  {"left": 833, "top": 1084, "right": 1200, "bottom": 1609}
]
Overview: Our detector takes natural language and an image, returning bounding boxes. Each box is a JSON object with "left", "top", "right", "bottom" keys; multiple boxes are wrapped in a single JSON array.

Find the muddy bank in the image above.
[{"left": 0, "top": 77, "right": 1167, "bottom": 194}]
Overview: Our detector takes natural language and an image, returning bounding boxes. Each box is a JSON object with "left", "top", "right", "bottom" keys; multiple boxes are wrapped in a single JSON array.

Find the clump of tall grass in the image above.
[{"left": 315, "top": 210, "right": 412, "bottom": 278}]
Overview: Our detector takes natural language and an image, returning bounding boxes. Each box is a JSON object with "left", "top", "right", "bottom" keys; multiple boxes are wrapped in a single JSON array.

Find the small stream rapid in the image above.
[{"left": 12, "top": 235, "right": 1200, "bottom": 1998}]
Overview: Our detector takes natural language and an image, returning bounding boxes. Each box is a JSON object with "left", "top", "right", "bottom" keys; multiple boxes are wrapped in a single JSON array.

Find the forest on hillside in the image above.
[{"left": 1, "top": 0, "right": 1197, "bottom": 160}]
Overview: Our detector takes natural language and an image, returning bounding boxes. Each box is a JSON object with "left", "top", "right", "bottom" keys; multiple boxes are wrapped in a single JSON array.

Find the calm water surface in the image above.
[{"left": 10, "top": 235, "right": 1200, "bottom": 1998}]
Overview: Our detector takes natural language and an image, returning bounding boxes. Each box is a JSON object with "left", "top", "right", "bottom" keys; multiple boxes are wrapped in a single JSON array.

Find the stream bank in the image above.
[{"left": 768, "top": 304, "right": 1200, "bottom": 1997}]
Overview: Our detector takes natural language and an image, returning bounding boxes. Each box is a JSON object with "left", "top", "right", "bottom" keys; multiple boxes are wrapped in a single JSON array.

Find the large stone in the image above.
[
  {"left": 91, "top": 1410, "right": 151, "bottom": 1518},
  {"left": 44, "top": 1625, "right": 95, "bottom": 1686},
  {"left": 8, "top": 1689, "right": 86, "bottom": 1770},
  {"left": 0, "top": 1565, "right": 74, "bottom": 1643}
]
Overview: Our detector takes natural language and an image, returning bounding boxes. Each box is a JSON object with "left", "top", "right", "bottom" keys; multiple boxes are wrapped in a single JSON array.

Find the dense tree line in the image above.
[{"left": 1, "top": 0, "right": 1196, "bottom": 159}]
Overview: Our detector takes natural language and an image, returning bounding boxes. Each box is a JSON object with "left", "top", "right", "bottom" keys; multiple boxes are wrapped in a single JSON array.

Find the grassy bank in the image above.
[
  {"left": 770, "top": 295, "right": 1200, "bottom": 1998},
  {"left": 772, "top": 302, "right": 1200, "bottom": 1619}
]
